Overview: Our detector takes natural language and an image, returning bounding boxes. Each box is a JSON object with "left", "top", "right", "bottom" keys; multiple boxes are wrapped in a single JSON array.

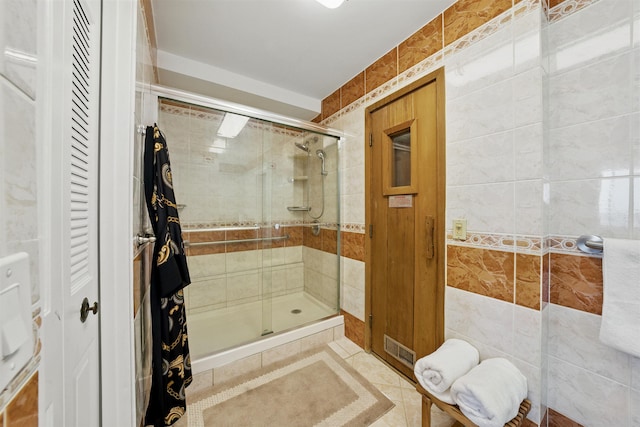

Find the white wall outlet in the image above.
[{"left": 452, "top": 219, "right": 467, "bottom": 240}]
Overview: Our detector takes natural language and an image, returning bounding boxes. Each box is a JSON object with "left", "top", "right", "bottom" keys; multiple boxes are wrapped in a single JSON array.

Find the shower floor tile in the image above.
[{"left": 188, "top": 292, "right": 336, "bottom": 358}]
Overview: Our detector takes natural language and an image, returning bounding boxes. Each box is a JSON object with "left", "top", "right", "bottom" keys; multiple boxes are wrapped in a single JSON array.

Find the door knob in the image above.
[{"left": 80, "top": 297, "right": 99, "bottom": 323}]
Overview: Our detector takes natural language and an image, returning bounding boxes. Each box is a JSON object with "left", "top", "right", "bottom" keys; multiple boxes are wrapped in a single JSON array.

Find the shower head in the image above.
[
  {"left": 316, "top": 149, "right": 328, "bottom": 175},
  {"left": 295, "top": 141, "right": 310, "bottom": 153}
]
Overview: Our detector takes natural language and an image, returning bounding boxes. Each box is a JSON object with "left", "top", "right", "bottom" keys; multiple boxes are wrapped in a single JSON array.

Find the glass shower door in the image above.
[{"left": 158, "top": 97, "right": 341, "bottom": 359}]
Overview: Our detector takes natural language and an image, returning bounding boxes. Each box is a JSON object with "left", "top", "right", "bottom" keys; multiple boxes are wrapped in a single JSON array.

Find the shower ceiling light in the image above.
[
  {"left": 314, "top": 0, "right": 345, "bottom": 8},
  {"left": 217, "top": 113, "right": 250, "bottom": 138}
]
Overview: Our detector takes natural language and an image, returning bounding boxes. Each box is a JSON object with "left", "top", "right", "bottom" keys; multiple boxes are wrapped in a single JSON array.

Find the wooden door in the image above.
[{"left": 365, "top": 70, "right": 445, "bottom": 379}]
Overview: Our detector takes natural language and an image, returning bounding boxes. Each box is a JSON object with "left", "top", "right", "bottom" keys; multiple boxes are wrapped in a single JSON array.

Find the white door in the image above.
[{"left": 58, "top": 0, "right": 102, "bottom": 424}]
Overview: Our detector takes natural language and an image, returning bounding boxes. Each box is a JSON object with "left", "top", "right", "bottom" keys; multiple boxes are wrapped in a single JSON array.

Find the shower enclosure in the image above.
[{"left": 156, "top": 96, "right": 341, "bottom": 358}]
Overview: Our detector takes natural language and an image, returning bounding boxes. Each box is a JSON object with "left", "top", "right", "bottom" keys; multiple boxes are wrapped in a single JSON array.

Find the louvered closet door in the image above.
[{"left": 62, "top": 0, "right": 102, "bottom": 424}]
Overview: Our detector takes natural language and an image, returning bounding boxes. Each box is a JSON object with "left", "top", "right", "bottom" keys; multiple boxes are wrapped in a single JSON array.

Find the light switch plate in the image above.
[
  {"left": 452, "top": 219, "right": 467, "bottom": 240},
  {"left": 0, "top": 253, "right": 33, "bottom": 392}
]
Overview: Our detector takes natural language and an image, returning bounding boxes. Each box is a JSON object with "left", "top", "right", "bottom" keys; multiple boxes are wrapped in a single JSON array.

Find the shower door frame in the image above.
[
  {"left": 150, "top": 84, "right": 344, "bottom": 351},
  {"left": 149, "top": 85, "right": 341, "bottom": 139}
]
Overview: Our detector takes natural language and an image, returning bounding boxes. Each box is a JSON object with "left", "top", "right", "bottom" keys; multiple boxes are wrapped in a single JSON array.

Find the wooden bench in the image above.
[{"left": 416, "top": 383, "right": 531, "bottom": 427}]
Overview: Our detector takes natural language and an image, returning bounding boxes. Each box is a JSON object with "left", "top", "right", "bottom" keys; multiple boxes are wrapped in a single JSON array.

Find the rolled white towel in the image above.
[
  {"left": 450, "top": 358, "right": 528, "bottom": 427},
  {"left": 428, "top": 388, "right": 455, "bottom": 405},
  {"left": 414, "top": 338, "right": 479, "bottom": 396},
  {"left": 429, "top": 388, "right": 456, "bottom": 405}
]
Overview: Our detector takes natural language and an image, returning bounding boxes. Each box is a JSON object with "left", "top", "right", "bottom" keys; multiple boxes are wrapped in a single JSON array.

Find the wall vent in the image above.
[{"left": 384, "top": 334, "right": 416, "bottom": 368}]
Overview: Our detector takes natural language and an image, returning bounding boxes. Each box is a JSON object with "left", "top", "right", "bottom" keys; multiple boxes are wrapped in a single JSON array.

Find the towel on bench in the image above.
[
  {"left": 450, "top": 358, "right": 528, "bottom": 427},
  {"left": 414, "top": 338, "right": 479, "bottom": 404}
]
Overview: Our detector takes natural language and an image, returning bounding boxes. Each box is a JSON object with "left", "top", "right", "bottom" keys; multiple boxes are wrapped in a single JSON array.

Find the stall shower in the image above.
[{"left": 156, "top": 97, "right": 341, "bottom": 359}]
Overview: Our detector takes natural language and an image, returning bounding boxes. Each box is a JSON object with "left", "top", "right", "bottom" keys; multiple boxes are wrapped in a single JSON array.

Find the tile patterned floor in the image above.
[
  {"left": 328, "top": 338, "right": 456, "bottom": 427},
  {"left": 183, "top": 336, "right": 456, "bottom": 427}
]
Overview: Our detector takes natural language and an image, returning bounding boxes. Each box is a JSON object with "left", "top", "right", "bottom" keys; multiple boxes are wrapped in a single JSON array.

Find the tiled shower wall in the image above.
[
  {"left": 0, "top": 0, "right": 41, "bottom": 425},
  {"left": 318, "top": 0, "right": 639, "bottom": 425}
]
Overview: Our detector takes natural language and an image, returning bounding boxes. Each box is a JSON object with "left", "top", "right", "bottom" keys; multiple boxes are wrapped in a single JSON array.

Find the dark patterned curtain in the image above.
[{"left": 144, "top": 124, "right": 192, "bottom": 426}]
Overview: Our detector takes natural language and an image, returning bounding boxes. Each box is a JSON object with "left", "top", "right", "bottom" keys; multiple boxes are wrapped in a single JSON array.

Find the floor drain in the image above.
[{"left": 291, "top": 309, "right": 302, "bottom": 314}]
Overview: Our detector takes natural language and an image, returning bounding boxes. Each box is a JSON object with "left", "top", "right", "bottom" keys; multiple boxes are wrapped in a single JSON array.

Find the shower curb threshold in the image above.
[{"left": 191, "top": 315, "right": 344, "bottom": 374}]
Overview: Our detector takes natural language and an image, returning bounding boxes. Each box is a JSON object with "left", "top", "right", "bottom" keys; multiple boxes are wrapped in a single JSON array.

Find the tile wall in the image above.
[
  {"left": 317, "top": 0, "right": 639, "bottom": 425},
  {"left": 133, "top": 0, "right": 157, "bottom": 425},
  {"left": 0, "top": 0, "right": 41, "bottom": 424},
  {"left": 325, "top": 8, "right": 545, "bottom": 418}
]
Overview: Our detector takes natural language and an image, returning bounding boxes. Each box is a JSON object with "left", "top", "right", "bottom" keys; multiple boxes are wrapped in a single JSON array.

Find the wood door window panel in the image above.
[{"left": 382, "top": 119, "right": 418, "bottom": 196}]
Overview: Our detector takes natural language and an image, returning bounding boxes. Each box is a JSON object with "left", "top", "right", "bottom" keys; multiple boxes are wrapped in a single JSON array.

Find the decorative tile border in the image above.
[
  {"left": 542, "top": 0, "right": 550, "bottom": 19},
  {"left": 340, "top": 96, "right": 366, "bottom": 117},
  {"left": 517, "top": 0, "right": 544, "bottom": 16},
  {"left": 365, "top": 77, "right": 399, "bottom": 107},
  {"left": 319, "top": 110, "right": 340, "bottom": 127},
  {"left": 340, "top": 223, "right": 365, "bottom": 234},
  {"left": 397, "top": 52, "right": 444, "bottom": 88},
  {"left": 547, "top": 235, "right": 601, "bottom": 257},
  {"left": 447, "top": 232, "right": 543, "bottom": 255},
  {"left": 176, "top": 230, "right": 590, "bottom": 259},
  {"left": 547, "top": 235, "right": 579, "bottom": 253},
  {"left": 446, "top": 233, "right": 604, "bottom": 257},
  {"left": 548, "top": 0, "right": 600, "bottom": 23}
]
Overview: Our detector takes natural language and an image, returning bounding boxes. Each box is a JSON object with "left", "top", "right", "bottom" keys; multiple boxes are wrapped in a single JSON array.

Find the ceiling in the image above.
[{"left": 151, "top": 0, "right": 456, "bottom": 120}]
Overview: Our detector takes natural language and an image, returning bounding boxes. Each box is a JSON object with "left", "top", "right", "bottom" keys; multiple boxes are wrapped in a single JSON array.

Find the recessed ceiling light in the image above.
[{"left": 314, "top": 0, "right": 345, "bottom": 9}]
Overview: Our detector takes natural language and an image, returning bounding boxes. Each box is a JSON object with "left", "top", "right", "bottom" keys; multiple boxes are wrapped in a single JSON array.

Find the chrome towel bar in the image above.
[
  {"left": 184, "top": 234, "right": 290, "bottom": 247},
  {"left": 577, "top": 234, "right": 603, "bottom": 254},
  {"left": 185, "top": 225, "right": 259, "bottom": 233}
]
